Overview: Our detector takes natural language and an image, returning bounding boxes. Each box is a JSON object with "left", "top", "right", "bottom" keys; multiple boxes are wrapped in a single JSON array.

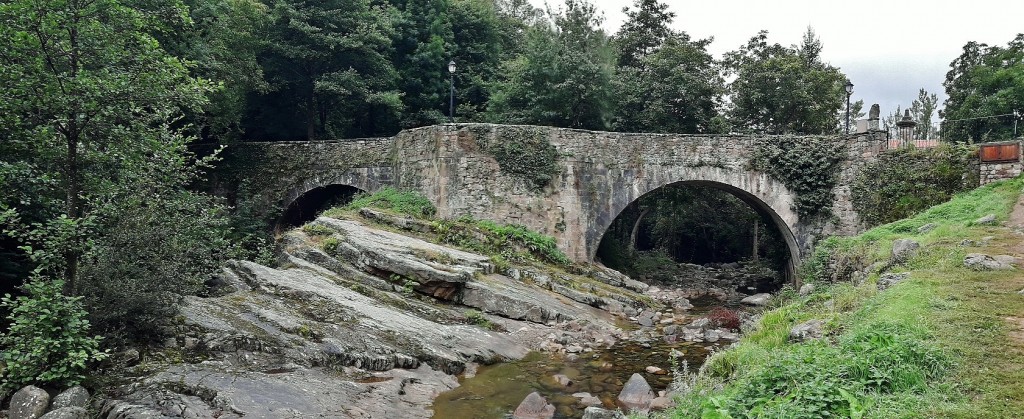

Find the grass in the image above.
[
  {"left": 323, "top": 187, "right": 437, "bottom": 219},
  {"left": 661, "top": 177, "right": 1024, "bottom": 418}
]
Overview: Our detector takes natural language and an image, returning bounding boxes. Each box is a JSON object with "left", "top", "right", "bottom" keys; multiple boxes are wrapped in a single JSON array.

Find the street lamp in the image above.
[
  {"left": 448, "top": 60, "right": 456, "bottom": 124},
  {"left": 844, "top": 81, "right": 854, "bottom": 134}
]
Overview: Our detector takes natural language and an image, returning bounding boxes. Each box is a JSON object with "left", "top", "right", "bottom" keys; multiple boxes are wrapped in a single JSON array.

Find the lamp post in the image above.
[
  {"left": 844, "top": 81, "right": 854, "bottom": 134},
  {"left": 448, "top": 60, "right": 456, "bottom": 124}
]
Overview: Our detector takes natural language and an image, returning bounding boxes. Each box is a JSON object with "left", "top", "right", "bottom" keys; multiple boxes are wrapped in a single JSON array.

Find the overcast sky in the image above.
[{"left": 529, "top": 0, "right": 1024, "bottom": 120}]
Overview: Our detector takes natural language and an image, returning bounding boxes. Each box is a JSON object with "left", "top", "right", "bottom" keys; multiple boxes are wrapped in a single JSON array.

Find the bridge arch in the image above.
[
  {"left": 587, "top": 166, "right": 802, "bottom": 280},
  {"left": 274, "top": 167, "right": 394, "bottom": 232}
]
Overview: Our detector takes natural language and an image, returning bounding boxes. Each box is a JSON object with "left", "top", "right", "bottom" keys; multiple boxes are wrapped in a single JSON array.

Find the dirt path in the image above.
[{"left": 1002, "top": 194, "right": 1024, "bottom": 344}]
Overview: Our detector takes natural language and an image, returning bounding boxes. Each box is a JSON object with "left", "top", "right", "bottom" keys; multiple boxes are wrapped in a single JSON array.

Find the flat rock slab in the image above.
[
  {"left": 740, "top": 293, "right": 772, "bottom": 306},
  {"left": 312, "top": 217, "right": 493, "bottom": 285},
  {"left": 964, "top": 253, "right": 1015, "bottom": 271}
]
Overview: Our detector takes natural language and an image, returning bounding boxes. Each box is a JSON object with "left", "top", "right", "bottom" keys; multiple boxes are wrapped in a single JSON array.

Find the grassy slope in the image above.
[{"left": 662, "top": 178, "right": 1024, "bottom": 418}]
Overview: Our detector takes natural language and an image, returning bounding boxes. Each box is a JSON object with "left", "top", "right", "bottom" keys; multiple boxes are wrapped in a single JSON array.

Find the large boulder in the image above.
[
  {"left": 8, "top": 386, "right": 49, "bottom": 419},
  {"left": 511, "top": 392, "right": 555, "bottom": 419},
  {"left": 616, "top": 373, "right": 654, "bottom": 412},
  {"left": 891, "top": 239, "right": 920, "bottom": 263},
  {"left": 50, "top": 386, "right": 89, "bottom": 410},
  {"left": 740, "top": 293, "right": 771, "bottom": 306},
  {"left": 798, "top": 283, "right": 816, "bottom": 296},
  {"left": 964, "top": 253, "right": 1015, "bottom": 271}
]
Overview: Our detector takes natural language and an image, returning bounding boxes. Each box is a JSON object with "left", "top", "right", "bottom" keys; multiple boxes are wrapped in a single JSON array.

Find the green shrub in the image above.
[
  {"left": 0, "top": 278, "right": 107, "bottom": 394},
  {"left": 342, "top": 188, "right": 436, "bottom": 219},
  {"left": 302, "top": 223, "right": 335, "bottom": 236},
  {"left": 475, "top": 220, "right": 570, "bottom": 266},
  {"left": 851, "top": 144, "right": 978, "bottom": 227}
]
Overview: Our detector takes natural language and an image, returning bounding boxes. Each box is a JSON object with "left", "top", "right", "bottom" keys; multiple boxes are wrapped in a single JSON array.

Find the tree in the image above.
[
  {"left": 614, "top": 0, "right": 675, "bottom": 68},
  {"left": 253, "top": 0, "right": 401, "bottom": 140},
  {"left": 613, "top": 34, "right": 724, "bottom": 133},
  {"left": 838, "top": 99, "right": 866, "bottom": 134},
  {"left": 725, "top": 29, "right": 848, "bottom": 134},
  {"left": 487, "top": 0, "right": 615, "bottom": 129},
  {"left": 0, "top": 0, "right": 234, "bottom": 344},
  {"left": 0, "top": 0, "right": 212, "bottom": 293},
  {"left": 910, "top": 89, "right": 939, "bottom": 139},
  {"left": 941, "top": 35, "right": 1024, "bottom": 142}
]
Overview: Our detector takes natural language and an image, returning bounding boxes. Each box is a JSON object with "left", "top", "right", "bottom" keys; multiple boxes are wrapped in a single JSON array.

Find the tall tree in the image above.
[
  {"left": 941, "top": 35, "right": 1024, "bottom": 142},
  {"left": 0, "top": 0, "right": 212, "bottom": 293},
  {"left": 910, "top": 88, "right": 939, "bottom": 139},
  {"left": 487, "top": 0, "right": 615, "bottom": 129},
  {"left": 253, "top": 0, "right": 401, "bottom": 140},
  {"left": 614, "top": 0, "right": 675, "bottom": 68},
  {"left": 725, "top": 29, "right": 848, "bottom": 134}
]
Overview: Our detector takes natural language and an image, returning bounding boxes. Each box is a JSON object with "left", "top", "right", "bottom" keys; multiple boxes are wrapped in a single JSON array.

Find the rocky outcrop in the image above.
[
  {"left": 891, "top": 239, "right": 920, "bottom": 263},
  {"left": 98, "top": 216, "right": 651, "bottom": 418},
  {"left": 790, "top": 319, "right": 824, "bottom": 342},
  {"left": 964, "top": 253, "right": 1016, "bottom": 271},
  {"left": 877, "top": 272, "right": 910, "bottom": 290}
]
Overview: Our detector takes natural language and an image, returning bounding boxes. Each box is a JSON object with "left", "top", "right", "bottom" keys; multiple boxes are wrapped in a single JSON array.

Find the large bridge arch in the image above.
[{"left": 588, "top": 168, "right": 802, "bottom": 280}]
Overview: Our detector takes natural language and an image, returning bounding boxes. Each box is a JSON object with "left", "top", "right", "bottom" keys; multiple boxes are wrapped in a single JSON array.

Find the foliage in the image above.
[
  {"left": 725, "top": 28, "right": 848, "bottom": 134},
  {"left": 851, "top": 144, "right": 978, "bottom": 226},
  {"left": 749, "top": 135, "right": 847, "bottom": 218},
  {"left": 482, "top": 127, "right": 561, "bottom": 190},
  {"left": 487, "top": 0, "right": 615, "bottom": 130},
  {"left": 0, "top": 278, "right": 106, "bottom": 394},
  {"left": 910, "top": 89, "right": 940, "bottom": 140},
  {"left": 253, "top": 0, "right": 401, "bottom": 140},
  {"left": 668, "top": 177, "right": 1024, "bottom": 418},
  {"left": 302, "top": 223, "right": 336, "bottom": 237},
  {"left": 941, "top": 34, "right": 1024, "bottom": 142},
  {"left": 463, "top": 309, "right": 496, "bottom": 330},
  {"left": 613, "top": 0, "right": 675, "bottom": 68},
  {"left": 342, "top": 188, "right": 437, "bottom": 219},
  {"left": 707, "top": 307, "right": 741, "bottom": 330}
]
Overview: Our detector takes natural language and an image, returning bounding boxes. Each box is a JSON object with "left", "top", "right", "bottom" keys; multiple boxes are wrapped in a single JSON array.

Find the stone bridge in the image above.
[{"left": 219, "top": 124, "right": 887, "bottom": 276}]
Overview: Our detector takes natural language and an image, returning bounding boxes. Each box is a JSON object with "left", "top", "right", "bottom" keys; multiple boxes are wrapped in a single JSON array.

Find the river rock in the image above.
[
  {"left": 704, "top": 329, "right": 720, "bottom": 342},
  {"left": 663, "top": 325, "right": 677, "bottom": 335},
  {"left": 38, "top": 408, "right": 87, "bottom": 419},
  {"left": 616, "top": 373, "right": 654, "bottom": 412},
  {"left": 650, "top": 396, "right": 674, "bottom": 410},
  {"left": 552, "top": 374, "right": 573, "bottom": 387},
  {"left": 572, "top": 392, "right": 602, "bottom": 407},
  {"left": 644, "top": 366, "right": 665, "bottom": 375},
  {"left": 8, "top": 385, "right": 48, "bottom": 419},
  {"left": 582, "top": 407, "right": 625, "bottom": 419},
  {"left": 789, "top": 319, "right": 824, "bottom": 342},
  {"left": 964, "top": 253, "right": 1015, "bottom": 271},
  {"left": 687, "top": 317, "right": 710, "bottom": 330},
  {"left": 877, "top": 272, "right": 909, "bottom": 290},
  {"left": 740, "top": 293, "right": 771, "bottom": 306},
  {"left": 891, "top": 239, "right": 919, "bottom": 263},
  {"left": 799, "top": 283, "right": 815, "bottom": 296},
  {"left": 975, "top": 214, "right": 997, "bottom": 225},
  {"left": 512, "top": 392, "right": 555, "bottom": 419},
  {"left": 50, "top": 386, "right": 89, "bottom": 410}
]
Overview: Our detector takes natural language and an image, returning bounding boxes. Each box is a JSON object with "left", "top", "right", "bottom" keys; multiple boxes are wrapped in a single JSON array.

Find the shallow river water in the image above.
[{"left": 431, "top": 297, "right": 730, "bottom": 418}]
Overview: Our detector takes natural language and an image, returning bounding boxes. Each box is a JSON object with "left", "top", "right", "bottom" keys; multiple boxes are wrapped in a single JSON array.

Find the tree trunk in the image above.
[
  {"left": 752, "top": 220, "right": 760, "bottom": 262},
  {"left": 629, "top": 207, "right": 650, "bottom": 253}
]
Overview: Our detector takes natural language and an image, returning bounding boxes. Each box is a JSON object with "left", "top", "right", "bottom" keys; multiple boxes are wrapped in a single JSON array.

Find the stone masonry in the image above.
[{"left": 218, "top": 124, "right": 888, "bottom": 272}]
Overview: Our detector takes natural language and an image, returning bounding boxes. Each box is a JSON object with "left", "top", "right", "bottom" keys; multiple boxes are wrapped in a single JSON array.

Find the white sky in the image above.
[{"left": 530, "top": 0, "right": 1024, "bottom": 120}]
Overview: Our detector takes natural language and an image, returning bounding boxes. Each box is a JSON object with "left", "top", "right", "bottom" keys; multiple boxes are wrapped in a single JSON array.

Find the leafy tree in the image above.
[
  {"left": 0, "top": 0, "right": 212, "bottom": 293},
  {"left": 839, "top": 99, "right": 865, "bottom": 134},
  {"left": 725, "top": 28, "right": 848, "bottom": 134},
  {"left": 614, "top": 0, "right": 675, "bottom": 68},
  {"left": 487, "top": 0, "right": 615, "bottom": 129},
  {"left": 613, "top": 34, "right": 724, "bottom": 133},
  {"left": 941, "top": 35, "right": 1024, "bottom": 142},
  {"left": 253, "top": 0, "right": 401, "bottom": 140},
  {"left": 0, "top": 0, "right": 234, "bottom": 345},
  {"left": 910, "top": 89, "right": 939, "bottom": 139}
]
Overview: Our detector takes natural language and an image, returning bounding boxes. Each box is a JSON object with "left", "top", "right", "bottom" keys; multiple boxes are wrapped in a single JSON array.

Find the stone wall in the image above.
[
  {"left": 221, "top": 124, "right": 887, "bottom": 267},
  {"left": 979, "top": 141, "right": 1023, "bottom": 185}
]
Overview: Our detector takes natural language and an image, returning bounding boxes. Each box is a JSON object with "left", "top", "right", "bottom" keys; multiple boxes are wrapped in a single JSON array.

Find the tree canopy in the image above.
[{"left": 941, "top": 34, "right": 1024, "bottom": 142}]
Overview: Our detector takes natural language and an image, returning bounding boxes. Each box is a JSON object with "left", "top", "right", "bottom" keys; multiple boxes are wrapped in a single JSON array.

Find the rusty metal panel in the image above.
[{"left": 980, "top": 143, "right": 1020, "bottom": 163}]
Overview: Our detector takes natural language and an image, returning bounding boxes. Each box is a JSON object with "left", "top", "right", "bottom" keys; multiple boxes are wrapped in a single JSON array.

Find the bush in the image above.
[
  {"left": 342, "top": 188, "right": 436, "bottom": 219},
  {"left": 0, "top": 278, "right": 106, "bottom": 394},
  {"left": 707, "top": 307, "right": 741, "bottom": 330}
]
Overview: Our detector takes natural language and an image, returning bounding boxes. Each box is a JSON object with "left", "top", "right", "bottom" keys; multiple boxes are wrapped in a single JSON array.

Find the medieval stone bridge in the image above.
[{"left": 220, "top": 124, "right": 887, "bottom": 275}]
